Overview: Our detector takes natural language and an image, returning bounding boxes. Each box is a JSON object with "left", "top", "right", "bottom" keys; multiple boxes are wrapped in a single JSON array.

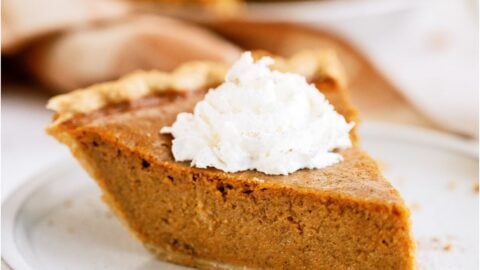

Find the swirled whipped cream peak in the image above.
[{"left": 161, "top": 52, "right": 354, "bottom": 175}]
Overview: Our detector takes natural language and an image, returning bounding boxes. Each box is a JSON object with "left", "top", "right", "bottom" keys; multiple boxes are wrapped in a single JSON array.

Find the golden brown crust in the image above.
[
  {"left": 46, "top": 49, "right": 347, "bottom": 125},
  {"left": 46, "top": 61, "right": 227, "bottom": 125}
]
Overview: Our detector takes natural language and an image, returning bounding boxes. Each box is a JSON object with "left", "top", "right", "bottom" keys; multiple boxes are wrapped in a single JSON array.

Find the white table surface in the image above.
[{"left": 2, "top": 84, "right": 70, "bottom": 200}]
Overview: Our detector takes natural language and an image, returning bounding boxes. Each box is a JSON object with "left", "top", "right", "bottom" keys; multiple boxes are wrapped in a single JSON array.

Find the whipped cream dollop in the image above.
[{"left": 161, "top": 52, "right": 354, "bottom": 175}]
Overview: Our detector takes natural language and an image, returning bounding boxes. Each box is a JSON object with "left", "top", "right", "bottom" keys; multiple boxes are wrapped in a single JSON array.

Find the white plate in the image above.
[{"left": 2, "top": 122, "right": 478, "bottom": 270}]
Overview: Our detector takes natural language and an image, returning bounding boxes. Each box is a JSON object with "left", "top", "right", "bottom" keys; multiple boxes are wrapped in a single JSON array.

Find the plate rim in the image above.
[
  {"left": 2, "top": 121, "right": 477, "bottom": 270},
  {"left": 360, "top": 121, "right": 478, "bottom": 158},
  {"left": 2, "top": 162, "right": 76, "bottom": 270}
]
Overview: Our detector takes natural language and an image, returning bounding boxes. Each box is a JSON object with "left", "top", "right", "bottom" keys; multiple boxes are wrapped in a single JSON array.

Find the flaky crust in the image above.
[{"left": 47, "top": 49, "right": 346, "bottom": 125}]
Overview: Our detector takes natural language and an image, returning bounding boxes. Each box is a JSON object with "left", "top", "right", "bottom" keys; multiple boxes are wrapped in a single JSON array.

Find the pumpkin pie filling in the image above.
[{"left": 47, "top": 50, "right": 415, "bottom": 269}]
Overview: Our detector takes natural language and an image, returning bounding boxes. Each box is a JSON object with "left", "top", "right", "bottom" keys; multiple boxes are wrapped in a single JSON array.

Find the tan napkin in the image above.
[
  {"left": 24, "top": 15, "right": 240, "bottom": 91},
  {"left": 2, "top": 0, "right": 130, "bottom": 54}
]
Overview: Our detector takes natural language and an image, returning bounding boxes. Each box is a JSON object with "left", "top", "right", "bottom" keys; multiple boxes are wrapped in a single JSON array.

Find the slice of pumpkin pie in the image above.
[{"left": 46, "top": 49, "right": 415, "bottom": 269}]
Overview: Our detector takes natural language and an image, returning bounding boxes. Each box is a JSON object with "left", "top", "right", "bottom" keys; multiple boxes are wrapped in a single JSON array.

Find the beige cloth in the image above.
[{"left": 24, "top": 15, "right": 240, "bottom": 91}]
